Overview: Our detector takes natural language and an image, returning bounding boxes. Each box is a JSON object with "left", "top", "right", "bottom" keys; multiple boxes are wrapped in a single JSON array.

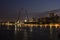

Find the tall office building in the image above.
[{"left": 49, "top": 12, "right": 55, "bottom": 18}]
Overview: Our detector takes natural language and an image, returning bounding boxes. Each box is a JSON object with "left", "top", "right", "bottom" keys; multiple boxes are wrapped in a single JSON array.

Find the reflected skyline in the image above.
[{"left": 0, "top": 25, "right": 60, "bottom": 40}]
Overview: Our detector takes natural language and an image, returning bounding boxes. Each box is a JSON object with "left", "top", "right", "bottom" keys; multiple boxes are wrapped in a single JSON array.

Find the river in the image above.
[{"left": 0, "top": 25, "right": 60, "bottom": 40}]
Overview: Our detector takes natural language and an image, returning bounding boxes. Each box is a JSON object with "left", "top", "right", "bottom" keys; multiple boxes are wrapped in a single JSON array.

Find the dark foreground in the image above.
[{"left": 0, "top": 25, "right": 60, "bottom": 40}]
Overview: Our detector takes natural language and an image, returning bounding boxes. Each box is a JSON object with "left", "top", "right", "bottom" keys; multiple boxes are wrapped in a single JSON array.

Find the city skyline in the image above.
[{"left": 0, "top": 0, "right": 60, "bottom": 19}]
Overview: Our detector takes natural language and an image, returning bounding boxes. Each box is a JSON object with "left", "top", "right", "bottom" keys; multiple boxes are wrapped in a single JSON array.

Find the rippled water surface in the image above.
[{"left": 0, "top": 25, "right": 60, "bottom": 40}]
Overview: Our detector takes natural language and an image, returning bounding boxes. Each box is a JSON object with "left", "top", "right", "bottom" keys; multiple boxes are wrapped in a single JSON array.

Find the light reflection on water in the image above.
[{"left": 0, "top": 25, "right": 60, "bottom": 40}]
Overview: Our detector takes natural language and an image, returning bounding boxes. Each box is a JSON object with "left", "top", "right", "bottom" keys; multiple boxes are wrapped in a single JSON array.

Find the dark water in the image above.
[{"left": 0, "top": 25, "right": 60, "bottom": 40}]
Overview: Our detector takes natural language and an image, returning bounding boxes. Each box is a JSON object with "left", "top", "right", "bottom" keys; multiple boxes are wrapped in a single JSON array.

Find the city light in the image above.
[{"left": 24, "top": 19, "right": 27, "bottom": 22}]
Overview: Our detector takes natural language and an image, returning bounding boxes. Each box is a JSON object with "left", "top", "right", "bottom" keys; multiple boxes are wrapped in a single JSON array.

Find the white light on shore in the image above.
[{"left": 24, "top": 20, "right": 27, "bottom": 22}]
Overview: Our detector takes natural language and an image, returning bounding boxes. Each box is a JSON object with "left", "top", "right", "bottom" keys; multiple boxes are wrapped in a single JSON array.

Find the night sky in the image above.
[{"left": 0, "top": 0, "right": 60, "bottom": 20}]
